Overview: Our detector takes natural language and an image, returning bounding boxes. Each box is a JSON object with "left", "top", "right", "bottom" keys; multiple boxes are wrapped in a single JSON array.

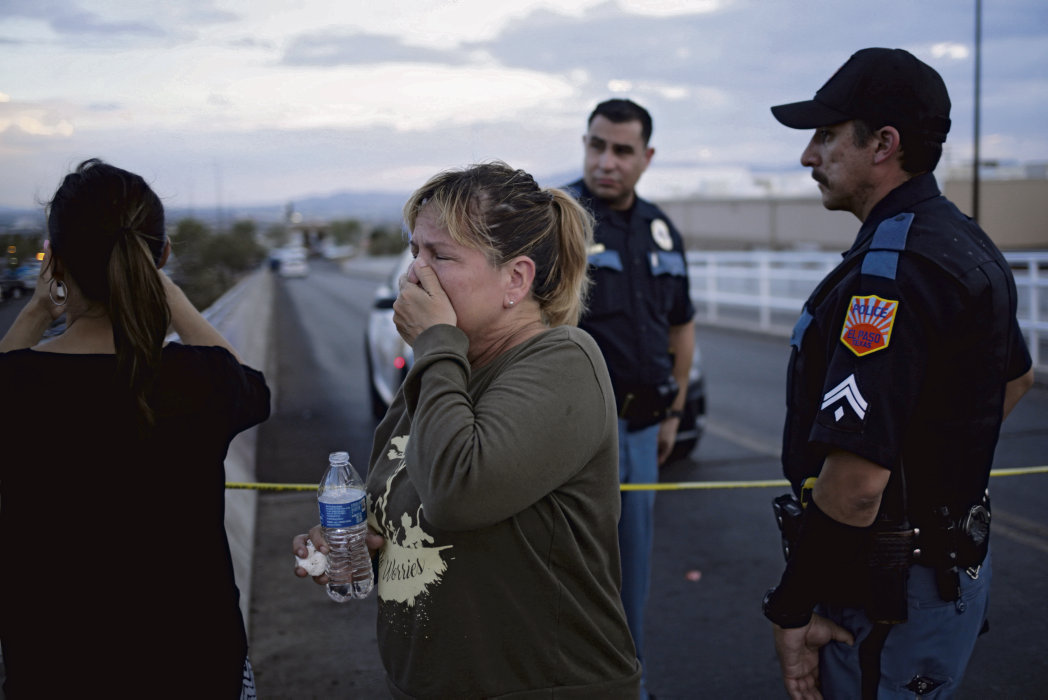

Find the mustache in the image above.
[{"left": 811, "top": 171, "right": 829, "bottom": 187}]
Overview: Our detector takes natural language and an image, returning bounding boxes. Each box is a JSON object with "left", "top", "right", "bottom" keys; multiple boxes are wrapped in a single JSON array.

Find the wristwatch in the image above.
[{"left": 666, "top": 409, "right": 684, "bottom": 420}]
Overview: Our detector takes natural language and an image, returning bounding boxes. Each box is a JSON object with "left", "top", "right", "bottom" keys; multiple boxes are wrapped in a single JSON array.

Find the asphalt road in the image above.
[
  {"left": 0, "top": 296, "right": 30, "bottom": 339},
  {"left": 249, "top": 262, "right": 387, "bottom": 697},
  {"left": 3, "top": 261, "right": 1046, "bottom": 698}
]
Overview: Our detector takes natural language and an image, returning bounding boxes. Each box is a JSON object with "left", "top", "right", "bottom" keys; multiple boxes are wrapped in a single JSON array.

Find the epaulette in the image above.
[{"left": 861, "top": 213, "right": 913, "bottom": 281}]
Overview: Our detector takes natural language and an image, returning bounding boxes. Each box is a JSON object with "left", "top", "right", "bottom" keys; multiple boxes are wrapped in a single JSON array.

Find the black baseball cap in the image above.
[{"left": 771, "top": 48, "right": 951, "bottom": 143}]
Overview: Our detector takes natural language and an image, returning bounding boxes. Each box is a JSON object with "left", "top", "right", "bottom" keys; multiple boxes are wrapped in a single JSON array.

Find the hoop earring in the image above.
[{"left": 49, "top": 278, "right": 68, "bottom": 306}]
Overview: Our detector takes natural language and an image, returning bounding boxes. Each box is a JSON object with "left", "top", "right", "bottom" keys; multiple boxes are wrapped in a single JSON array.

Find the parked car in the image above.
[
  {"left": 0, "top": 262, "right": 40, "bottom": 301},
  {"left": 0, "top": 269, "right": 21, "bottom": 300},
  {"left": 364, "top": 251, "right": 414, "bottom": 419},
  {"left": 364, "top": 249, "right": 706, "bottom": 461}
]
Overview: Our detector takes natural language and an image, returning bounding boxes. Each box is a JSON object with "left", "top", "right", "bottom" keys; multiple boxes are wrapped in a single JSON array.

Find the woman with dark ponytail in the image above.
[{"left": 0, "top": 159, "right": 270, "bottom": 698}]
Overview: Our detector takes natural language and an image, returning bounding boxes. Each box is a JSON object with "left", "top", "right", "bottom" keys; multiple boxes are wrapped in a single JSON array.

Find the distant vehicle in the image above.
[
  {"left": 322, "top": 243, "right": 355, "bottom": 260},
  {"left": 0, "top": 270, "right": 19, "bottom": 300},
  {"left": 363, "top": 249, "right": 706, "bottom": 461},
  {"left": 0, "top": 262, "right": 40, "bottom": 300},
  {"left": 277, "top": 247, "right": 310, "bottom": 278}
]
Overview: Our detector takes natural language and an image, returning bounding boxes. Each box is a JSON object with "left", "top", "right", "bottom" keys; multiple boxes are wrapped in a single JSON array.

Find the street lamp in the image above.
[{"left": 972, "top": 0, "right": 982, "bottom": 223}]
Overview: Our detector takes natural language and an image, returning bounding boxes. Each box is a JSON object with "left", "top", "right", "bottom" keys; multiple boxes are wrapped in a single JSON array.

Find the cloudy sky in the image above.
[{"left": 2, "top": 0, "right": 1046, "bottom": 211}]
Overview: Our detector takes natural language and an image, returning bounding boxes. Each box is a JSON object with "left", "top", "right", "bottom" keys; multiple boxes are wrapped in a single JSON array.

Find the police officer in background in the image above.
[
  {"left": 761, "top": 48, "right": 1034, "bottom": 699},
  {"left": 566, "top": 98, "right": 695, "bottom": 700}
]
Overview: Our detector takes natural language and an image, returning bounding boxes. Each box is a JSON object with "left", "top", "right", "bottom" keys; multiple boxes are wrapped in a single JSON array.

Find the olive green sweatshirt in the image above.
[{"left": 366, "top": 323, "right": 641, "bottom": 699}]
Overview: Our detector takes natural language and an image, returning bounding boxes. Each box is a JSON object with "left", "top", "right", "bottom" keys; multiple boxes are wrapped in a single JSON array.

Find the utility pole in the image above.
[
  {"left": 215, "top": 160, "right": 225, "bottom": 233},
  {"left": 972, "top": 0, "right": 982, "bottom": 223}
]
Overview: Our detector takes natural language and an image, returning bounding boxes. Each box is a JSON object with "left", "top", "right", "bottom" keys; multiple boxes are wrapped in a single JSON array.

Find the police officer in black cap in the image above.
[{"left": 761, "top": 48, "right": 1034, "bottom": 699}]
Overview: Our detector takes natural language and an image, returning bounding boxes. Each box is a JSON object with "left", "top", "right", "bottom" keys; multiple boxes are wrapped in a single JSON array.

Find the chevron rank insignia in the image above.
[
  {"left": 821, "top": 374, "right": 867, "bottom": 422},
  {"left": 841, "top": 294, "right": 898, "bottom": 356}
]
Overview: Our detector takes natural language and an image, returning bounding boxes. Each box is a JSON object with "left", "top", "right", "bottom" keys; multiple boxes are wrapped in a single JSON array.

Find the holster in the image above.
[
  {"left": 615, "top": 377, "right": 679, "bottom": 431},
  {"left": 915, "top": 499, "right": 991, "bottom": 571},
  {"left": 916, "top": 497, "right": 991, "bottom": 602}
]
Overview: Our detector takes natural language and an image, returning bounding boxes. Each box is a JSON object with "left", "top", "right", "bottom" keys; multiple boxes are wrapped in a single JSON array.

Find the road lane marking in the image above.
[{"left": 705, "top": 419, "right": 781, "bottom": 457}]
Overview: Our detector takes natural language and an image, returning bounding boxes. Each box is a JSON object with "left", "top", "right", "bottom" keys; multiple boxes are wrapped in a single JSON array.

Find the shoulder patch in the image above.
[{"left": 841, "top": 294, "right": 899, "bottom": 356}]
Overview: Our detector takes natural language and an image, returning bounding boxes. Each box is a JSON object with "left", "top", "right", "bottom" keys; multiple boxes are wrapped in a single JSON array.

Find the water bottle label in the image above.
[{"left": 319, "top": 490, "right": 367, "bottom": 528}]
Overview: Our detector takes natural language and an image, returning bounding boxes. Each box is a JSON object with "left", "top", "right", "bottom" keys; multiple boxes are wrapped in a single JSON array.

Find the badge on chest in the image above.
[{"left": 651, "top": 219, "right": 673, "bottom": 251}]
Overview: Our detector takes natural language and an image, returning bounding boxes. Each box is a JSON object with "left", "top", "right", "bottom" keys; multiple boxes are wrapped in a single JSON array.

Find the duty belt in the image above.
[
  {"left": 614, "top": 378, "right": 678, "bottom": 431},
  {"left": 773, "top": 493, "right": 991, "bottom": 607}
]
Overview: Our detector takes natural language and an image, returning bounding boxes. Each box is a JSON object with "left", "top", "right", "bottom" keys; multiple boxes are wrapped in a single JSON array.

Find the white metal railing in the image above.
[{"left": 687, "top": 250, "right": 1048, "bottom": 373}]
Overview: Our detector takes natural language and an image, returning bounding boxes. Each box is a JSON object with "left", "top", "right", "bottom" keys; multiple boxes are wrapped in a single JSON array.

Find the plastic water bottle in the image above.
[{"left": 318, "top": 451, "right": 374, "bottom": 601}]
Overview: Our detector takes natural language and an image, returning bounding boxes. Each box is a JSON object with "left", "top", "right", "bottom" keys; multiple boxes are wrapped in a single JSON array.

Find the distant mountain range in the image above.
[
  {"left": 213, "top": 189, "right": 412, "bottom": 226},
  {"left": 1, "top": 169, "right": 585, "bottom": 232},
  {"left": 216, "top": 169, "right": 581, "bottom": 225},
  {"left": 0, "top": 189, "right": 413, "bottom": 232},
  {"left": 0, "top": 166, "right": 813, "bottom": 232}
]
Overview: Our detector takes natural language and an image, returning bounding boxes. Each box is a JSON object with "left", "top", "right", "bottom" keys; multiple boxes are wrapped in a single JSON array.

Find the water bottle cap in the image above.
[{"left": 329, "top": 451, "right": 350, "bottom": 465}]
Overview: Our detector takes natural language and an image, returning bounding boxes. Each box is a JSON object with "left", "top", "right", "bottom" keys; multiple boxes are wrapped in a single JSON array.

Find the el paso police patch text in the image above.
[{"left": 841, "top": 294, "right": 899, "bottom": 356}]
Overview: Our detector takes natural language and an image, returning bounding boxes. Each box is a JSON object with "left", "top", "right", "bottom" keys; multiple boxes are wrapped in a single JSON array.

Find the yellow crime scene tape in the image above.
[{"left": 226, "top": 465, "right": 1048, "bottom": 493}]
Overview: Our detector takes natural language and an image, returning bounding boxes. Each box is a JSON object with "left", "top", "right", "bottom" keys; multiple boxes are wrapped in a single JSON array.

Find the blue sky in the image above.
[{"left": 1, "top": 0, "right": 1045, "bottom": 209}]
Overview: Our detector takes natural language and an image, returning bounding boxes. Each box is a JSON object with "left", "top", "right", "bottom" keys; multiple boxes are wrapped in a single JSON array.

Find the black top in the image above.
[
  {"left": 783, "top": 173, "right": 1032, "bottom": 526},
  {"left": 567, "top": 179, "right": 695, "bottom": 391},
  {"left": 0, "top": 343, "right": 270, "bottom": 698}
]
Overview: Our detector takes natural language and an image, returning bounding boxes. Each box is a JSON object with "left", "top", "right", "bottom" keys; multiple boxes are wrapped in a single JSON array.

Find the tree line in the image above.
[{"left": 2, "top": 214, "right": 408, "bottom": 311}]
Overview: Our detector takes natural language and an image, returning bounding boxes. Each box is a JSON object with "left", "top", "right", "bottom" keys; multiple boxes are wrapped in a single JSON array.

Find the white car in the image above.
[
  {"left": 364, "top": 251, "right": 415, "bottom": 419},
  {"left": 362, "top": 249, "right": 705, "bottom": 461},
  {"left": 278, "top": 247, "right": 310, "bottom": 278}
]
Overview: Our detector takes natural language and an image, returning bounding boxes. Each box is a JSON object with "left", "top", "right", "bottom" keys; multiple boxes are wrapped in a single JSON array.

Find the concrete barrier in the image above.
[
  {"left": 203, "top": 268, "right": 275, "bottom": 633},
  {"left": 211, "top": 256, "right": 389, "bottom": 631}
]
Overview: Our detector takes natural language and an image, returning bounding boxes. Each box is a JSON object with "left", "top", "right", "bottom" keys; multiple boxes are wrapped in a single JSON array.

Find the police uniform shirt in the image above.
[
  {"left": 784, "top": 173, "right": 1031, "bottom": 525},
  {"left": 567, "top": 179, "right": 695, "bottom": 391}
]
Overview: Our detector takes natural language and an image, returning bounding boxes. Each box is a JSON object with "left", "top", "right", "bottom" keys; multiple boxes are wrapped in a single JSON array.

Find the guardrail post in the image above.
[
  {"left": 758, "top": 253, "right": 771, "bottom": 330},
  {"left": 1029, "top": 258, "right": 1041, "bottom": 368},
  {"left": 707, "top": 257, "right": 718, "bottom": 322}
]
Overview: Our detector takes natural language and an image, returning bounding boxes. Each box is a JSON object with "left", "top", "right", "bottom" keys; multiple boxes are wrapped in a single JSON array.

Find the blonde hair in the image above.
[{"left": 404, "top": 161, "right": 593, "bottom": 326}]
